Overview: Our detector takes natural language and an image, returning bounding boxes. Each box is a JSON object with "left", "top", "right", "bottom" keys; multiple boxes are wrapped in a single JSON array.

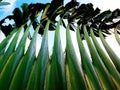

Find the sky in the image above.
[
  {"left": 0, "top": 0, "right": 51, "bottom": 19},
  {"left": 1, "top": 0, "right": 120, "bottom": 58}
]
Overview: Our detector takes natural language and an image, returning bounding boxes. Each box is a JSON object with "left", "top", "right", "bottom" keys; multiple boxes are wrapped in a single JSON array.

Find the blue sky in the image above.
[{"left": 0, "top": 0, "right": 52, "bottom": 19}]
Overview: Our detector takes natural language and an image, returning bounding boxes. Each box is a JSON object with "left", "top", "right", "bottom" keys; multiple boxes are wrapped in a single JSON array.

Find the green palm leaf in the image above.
[
  {"left": 45, "top": 20, "right": 66, "bottom": 90},
  {"left": 99, "top": 30, "right": 120, "bottom": 73},
  {"left": 83, "top": 25, "right": 116, "bottom": 90},
  {"left": 9, "top": 25, "right": 40, "bottom": 90},
  {"left": 65, "top": 25, "right": 88, "bottom": 90},
  {"left": 90, "top": 29, "right": 120, "bottom": 88},
  {"left": 0, "top": 26, "right": 23, "bottom": 72},
  {"left": 0, "top": 19, "right": 120, "bottom": 89},
  {"left": 27, "top": 21, "right": 50, "bottom": 90},
  {"left": 0, "top": 24, "right": 31, "bottom": 90},
  {"left": 76, "top": 27, "right": 102, "bottom": 90},
  {"left": 0, "top": 0, "right": 120, "bottom": 90}
]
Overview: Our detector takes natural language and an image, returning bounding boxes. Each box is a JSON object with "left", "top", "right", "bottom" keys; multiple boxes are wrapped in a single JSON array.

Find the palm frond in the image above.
[
  {"left": 0, "top": 19, "right": 120, "bottom": 89},
  {"left": 0, "top": 0, "right": 120, "bottom": 90}
]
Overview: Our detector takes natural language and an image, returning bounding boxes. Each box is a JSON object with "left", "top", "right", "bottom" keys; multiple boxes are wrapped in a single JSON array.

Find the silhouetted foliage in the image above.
[{"left": 0, "top": 0, "right": 120, "bottom": 39}]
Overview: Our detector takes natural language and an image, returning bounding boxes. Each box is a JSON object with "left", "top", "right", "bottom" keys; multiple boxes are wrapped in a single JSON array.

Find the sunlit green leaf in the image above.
[
  {"left": 0, "top": 24, "right": 31, "bottom": 90},
  {"left": 1, "top": 0, "right": 120, "bottom": 89},
  {"left": 0, "top": 26, "right": 23, "bottom": 72},
  {"left": 45, "top": 20, "right": 67, "bottom": 90},
  {"left": 99, "top": 30, "right": 120, "bottom": 73},
  {"left": 9, "top": 25, "right": 40, "bottom": 90},
  {"left": 114, "top": 29, "right": 120, "bottom": 46},
  {"left": 76, "top": 27, "right": 102, "bottom": 90},
  {"left": 0, "top": 28, "right": 17, "bottom": 55},
  {"left": 83, "top": 25, "right": 116, "bottom": 90},
  {"left": 65, "top": 25, "right": 88, "bottom": 90},
  {"left": 90, "top": 29, "right": 120, "bottom": 88},
  {"left": 27, "top": 21, "right": 50, "bottom": 90}
]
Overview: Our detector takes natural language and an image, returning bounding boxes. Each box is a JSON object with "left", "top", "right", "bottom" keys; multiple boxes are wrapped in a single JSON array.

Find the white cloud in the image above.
[
  {"left": 65, "top": 0, "right": 120, "bottom": 11},
  {"left": 0, "top": 0, "right": 16, "bottom": 19},
  {"left": 1, "top": 0, "right": 16, "bottom": 12},
  {"left": 0, "top": 30, "right": 6, "bottom": 43},
  {"left": 3, "top": 0, "right": 16, "bottom": 5},
  {"left": 91, "top": 0, "right": 120, "bottom": 11}
]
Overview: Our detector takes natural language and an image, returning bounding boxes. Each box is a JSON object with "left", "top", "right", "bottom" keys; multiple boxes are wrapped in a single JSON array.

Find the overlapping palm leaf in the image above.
[
  {"left": 0, "top": 0, "right": 120, "bottom": 90},
  {"left": 0, "top": 19, "right": 120, "bottom": 90}
]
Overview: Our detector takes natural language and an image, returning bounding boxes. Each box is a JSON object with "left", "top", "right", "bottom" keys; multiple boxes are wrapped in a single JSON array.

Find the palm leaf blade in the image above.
[
  {"left": 83, "top": 25, "right": 116, "bottom": 90},
  {"left": 99, "top": 30, "right": 120, "bottom": 73},
  {"left": 1, "top": 0, "right": 120, "bottom": 89},
  {"left": 114, "top": 29, "right": 120, "bottom": 46},
  {"left": 9, "top": 25, "right": 39, "bottom": 90},
  {"left": 0, "top": 27, "right": 22, "bottom": 72},
  {"left": 90, "top": 29, "right": 120, "bottom": 88},
  {"left": 65, "top": 25, "right": 88, "bottom": 90},
  {"left": 45, "top": 20, "right": 66, "bottom": 90},
  {"left": 76, "top": 27, "right": 102, "bottom": 90},
  {"left": 33, "top": 21, "right": 50, "bottom": 90},
  {"left": 0, "top": 24, "right": 31, "bottom": 90}
]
